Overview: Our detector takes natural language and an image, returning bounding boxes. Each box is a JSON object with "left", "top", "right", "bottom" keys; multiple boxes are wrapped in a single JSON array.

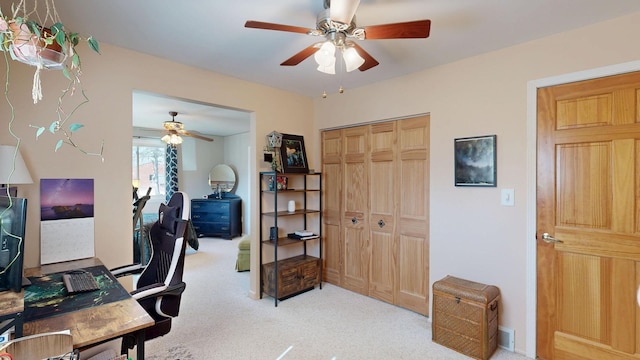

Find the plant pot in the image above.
[{"left": 8, "top": 21, "right": 65, "bottom": 69}]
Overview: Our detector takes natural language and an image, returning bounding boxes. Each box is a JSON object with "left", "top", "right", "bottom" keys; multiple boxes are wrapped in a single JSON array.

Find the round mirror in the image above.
[{"left": 209, "top": 164, "right": 236, "bottom": 192}]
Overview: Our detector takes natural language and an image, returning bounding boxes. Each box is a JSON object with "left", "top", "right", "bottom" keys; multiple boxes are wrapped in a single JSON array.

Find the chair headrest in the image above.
[{"left": 158, "top": 203, "right": 179, "bottom": 233}]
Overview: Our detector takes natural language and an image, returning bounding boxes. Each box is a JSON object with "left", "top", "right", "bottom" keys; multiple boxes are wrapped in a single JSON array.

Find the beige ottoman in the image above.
[{"left": 235, "top": 236, "right": 250, "bottom": 271}]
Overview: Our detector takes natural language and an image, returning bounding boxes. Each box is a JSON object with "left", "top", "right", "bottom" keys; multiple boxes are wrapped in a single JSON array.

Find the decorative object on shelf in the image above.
[
  {"left": 278, "top": 133, "right": 309, "bottom": 173},
  {"left": 0, "top": 0, "right": 103, "bottom": 159},
  {"left": 267, "top": 130, "right": 283, "bottom": 148},
  {"left": 287, "top": 200, "right": 295, "bottom": 213},
  {"left": 264, "top": 131, "right": 283, "bottom": 172},
  {"left": 454, "top": 135, "right": 497, "bottom": 187},
  {"left": 267, "top": 175, "right": 288, "bottom": 191}
]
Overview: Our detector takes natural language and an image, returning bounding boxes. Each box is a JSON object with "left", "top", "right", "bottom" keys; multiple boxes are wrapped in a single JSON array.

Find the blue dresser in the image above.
[{"left": 190, "top": 196, "right": 242, "bottom": 239}]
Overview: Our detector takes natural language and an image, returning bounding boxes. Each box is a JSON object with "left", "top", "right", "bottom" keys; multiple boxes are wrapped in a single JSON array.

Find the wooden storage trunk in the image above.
[{"left": 432, "top": 276, "right": 500, "bottom": 360}]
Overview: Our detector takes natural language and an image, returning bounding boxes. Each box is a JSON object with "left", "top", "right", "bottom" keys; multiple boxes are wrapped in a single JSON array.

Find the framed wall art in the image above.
[
  {"left": 279, "top": 133, "right": 309, "bottom": 173},
  {"left": 454, "top": 135, "right": 497, "bottom": 187}
]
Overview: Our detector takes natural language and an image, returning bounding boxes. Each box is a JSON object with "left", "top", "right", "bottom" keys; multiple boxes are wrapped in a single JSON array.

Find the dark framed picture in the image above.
[
  {"left": 279, "top": 134, "right": 309, "bottom": 173},
  {"left": 454, "top": 135, "right": 497, "bottom": 187}
]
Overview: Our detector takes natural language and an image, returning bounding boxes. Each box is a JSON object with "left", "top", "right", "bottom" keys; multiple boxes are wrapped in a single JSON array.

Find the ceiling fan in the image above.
[
  {"left": 244, "top": 0, "right": 431, "bottom": 74},
  {"left": 161, "top": 111, "right": 213, "bottom": 144}
]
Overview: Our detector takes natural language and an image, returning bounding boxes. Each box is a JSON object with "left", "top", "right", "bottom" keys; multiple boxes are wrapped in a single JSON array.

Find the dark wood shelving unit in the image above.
[{"left": 259, "top": 171, "right": 322, "bottom": 306}]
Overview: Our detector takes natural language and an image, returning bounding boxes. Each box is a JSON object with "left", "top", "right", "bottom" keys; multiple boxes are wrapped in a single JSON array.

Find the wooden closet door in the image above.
[
  {"left": 341, "top": 126, "right": 369, "bottom": 295},
  {"left": 321, "top": 129, "right": 343, "bottom": 285},
  {"left": 368, "top": 122, "right": 397, "bottom": 303},
  {"left": 395, "top": 116, "right": 430, "bottom": 315}
]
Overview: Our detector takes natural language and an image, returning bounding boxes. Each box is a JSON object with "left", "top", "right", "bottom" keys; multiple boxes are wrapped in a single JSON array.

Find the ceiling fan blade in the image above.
[
  {"left": 244, "top": 20, "right": 314, "bottom": 35},
  {"left": 281, "top": 43, "right": 322, "bottom": 66},
  {"left": 363, "top": 20, "right": 431, "bottom": 39},
  {"left": 179, "top": 130, "right": 214, "bottom": 142},
  {"left": 330, "top": 0, "right": 360, "bottom": 24},
  {"left": 351, "top": 43, "right": 379, "bottom": 71}
]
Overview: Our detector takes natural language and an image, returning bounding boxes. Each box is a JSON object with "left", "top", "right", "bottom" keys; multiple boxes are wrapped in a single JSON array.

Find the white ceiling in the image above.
[{"left": 39, "top": 0, "right": 640, "bottom": 136}]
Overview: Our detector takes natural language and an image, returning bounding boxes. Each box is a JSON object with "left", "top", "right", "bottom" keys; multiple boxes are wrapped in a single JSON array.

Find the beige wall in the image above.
[
  {"left": 0, "top": 42, "right": 314, "bottom": 299},
  {"left": 313, "top": 12, "right": 640, "bottom": 356},
  {"left": 3, "top": 11, "right": 640, "bottom": 357}
]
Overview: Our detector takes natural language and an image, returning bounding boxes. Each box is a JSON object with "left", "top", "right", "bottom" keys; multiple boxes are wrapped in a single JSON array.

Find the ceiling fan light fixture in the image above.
[
  {"left": 317, "top": 61, "right": 336, "bottom": 74},
  {"left": 343, "top": 46, "right": 364, "bottom": 72},
  {"left": 314, "top": 41, "right": 337, "bottom": 74},
  {"left": 314, "top": 41, "right": 336, "bottom": 66},
  {"left": 161, "top": 133, "right": 183, "bottom": 145}
]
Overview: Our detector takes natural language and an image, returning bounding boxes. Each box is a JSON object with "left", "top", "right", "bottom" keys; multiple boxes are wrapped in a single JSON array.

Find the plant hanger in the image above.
[{"left": 0, "top": 0, "right": 103, "bottom": 159}]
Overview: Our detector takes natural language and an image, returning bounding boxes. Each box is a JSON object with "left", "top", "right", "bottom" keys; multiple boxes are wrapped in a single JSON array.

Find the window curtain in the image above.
[{"left": 165, "top": 144, "right": 179, "bottom": 202}]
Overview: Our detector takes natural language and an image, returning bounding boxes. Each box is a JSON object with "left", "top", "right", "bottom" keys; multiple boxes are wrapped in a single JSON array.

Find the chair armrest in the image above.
[
  {"left": 131, "top": 282, "right": 186, "bottom": 302},
  {"left": 110, "top": 263, "right": 144, "bottom": 278}
]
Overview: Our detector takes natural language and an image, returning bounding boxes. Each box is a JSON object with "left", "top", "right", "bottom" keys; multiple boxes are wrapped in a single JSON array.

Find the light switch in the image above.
[{"left": 501, "top": 188, "right": 515, "bottom": 206}]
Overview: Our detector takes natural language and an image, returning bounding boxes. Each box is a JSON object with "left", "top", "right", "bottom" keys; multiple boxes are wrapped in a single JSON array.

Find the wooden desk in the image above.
[
  {"left": 0, "top": 289, "right": 23, "bottom": 338},
  {"left": 22, "top": 258, "right": 154, "bottom": 359}
]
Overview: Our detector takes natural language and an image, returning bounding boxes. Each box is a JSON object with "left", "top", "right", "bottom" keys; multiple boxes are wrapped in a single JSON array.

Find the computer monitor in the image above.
[{"left": 0, "top": 195, "right": 27, "bottom": 292}]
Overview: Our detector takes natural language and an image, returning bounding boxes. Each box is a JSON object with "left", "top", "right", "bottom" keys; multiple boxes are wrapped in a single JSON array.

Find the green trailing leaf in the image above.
[
  {"left": 35, "top": 127, "right": 45, "bottom": 138},
  {"left": 26, "top": 20, "right": 40, "bottom": 37},
  {"left": 87, "top": 37, "right": 100, "bottom": 54},
  {"left": 51, "top": 22, "right": 64, "bottom": 33},
  {"left": 49, "top": 122, "right": 57, "bottom": 133},
  {"left": 69, "top": 33, "right": 79, "bottom": 46},
  {"left": 62, "top": 67, "right": 71, "bottom": 80},
  {"left": 55, "top": 28, "right": 65, "bottom": 48},
  {"left": 72, "top": 53, "right": 80, "bottom": 68},
  {"left": 69, "top": 123, "right": 84, "bottom": 132},
  {"left": 55, "top": 140, "right": 63, "bottom": 152}
]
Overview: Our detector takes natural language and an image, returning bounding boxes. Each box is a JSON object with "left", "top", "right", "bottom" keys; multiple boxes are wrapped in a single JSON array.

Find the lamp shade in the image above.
[
  {"left": 314, "top": 41, "right": 337, "bottom": 74},
  {"left": 161, "top": 133, "right": 183, "bottom": 145},
  {"left": 0, "top": 145, "right": 33, "bottom": 185},
  {"left": 343, "top": 46, "right": 365, "bottom": 72}
]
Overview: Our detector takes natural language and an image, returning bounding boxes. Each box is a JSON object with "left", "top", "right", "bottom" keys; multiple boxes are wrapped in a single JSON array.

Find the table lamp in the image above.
[{"left": 0, "top": 145, "right": 33, "bottom": 196}]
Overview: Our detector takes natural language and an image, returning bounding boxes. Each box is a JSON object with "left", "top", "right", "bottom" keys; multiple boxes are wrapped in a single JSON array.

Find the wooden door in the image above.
[
  {"left": 395, "top": 115, "right": 430, "bottom": 315},
  {"left": 341, "top": 126, "right": 369, "bottom": 295},
  {"left": 537, "top": 71, "right": 640, "bottom": 360},
  {"left": 322, "top": 129, "right": 343, "bottom": 285},
  {"left": 368, "top": 122, "right": 397, "bottom": 303}
]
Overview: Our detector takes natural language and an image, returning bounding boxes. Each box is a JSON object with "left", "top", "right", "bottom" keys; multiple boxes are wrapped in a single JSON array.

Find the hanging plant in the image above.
[{"left": 0, "top": 1, "right": 103, "bottom": 160}]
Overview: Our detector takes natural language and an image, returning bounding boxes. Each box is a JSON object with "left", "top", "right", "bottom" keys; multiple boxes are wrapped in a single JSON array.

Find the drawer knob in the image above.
[{"left": 352, "top": 217, "right": 358, "bottom": 225}]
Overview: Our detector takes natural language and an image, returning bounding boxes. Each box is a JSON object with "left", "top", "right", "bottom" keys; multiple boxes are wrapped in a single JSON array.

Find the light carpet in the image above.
[{"left": 145, "top": 237, "right": 530, "bottom": 360}]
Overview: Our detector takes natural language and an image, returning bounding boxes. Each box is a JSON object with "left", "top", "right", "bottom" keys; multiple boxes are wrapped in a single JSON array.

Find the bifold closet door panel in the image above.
[
  {"left": 368, "top": 122, "right": 397, "bottom": 303},
  {"left": 341, "top": 126, "right": 369, "bottom": 295},
  {"left": 395, "top": 116, "right": 430, "bottom": 315},
  {"left": 321, "top": 129, "right": 343, "bottom": 285}
]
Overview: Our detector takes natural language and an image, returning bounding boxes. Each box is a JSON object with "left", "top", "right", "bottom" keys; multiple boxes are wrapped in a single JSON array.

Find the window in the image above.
[{"left": 132, "top": 140, "right": 166, "bottom": 198}]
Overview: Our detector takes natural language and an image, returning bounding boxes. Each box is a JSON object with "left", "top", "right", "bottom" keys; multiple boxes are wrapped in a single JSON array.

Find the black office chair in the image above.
[{"left": 112, "top": 191, "right": 190, "bottom": 351}]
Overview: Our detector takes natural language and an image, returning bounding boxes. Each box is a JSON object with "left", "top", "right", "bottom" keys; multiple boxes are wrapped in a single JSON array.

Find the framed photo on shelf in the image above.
[
  {"left": 279, "top": 133, "right": 309, "bottom": 173},
  {"left": 454, "top": 135, "right": 497, "bottom": 187}
]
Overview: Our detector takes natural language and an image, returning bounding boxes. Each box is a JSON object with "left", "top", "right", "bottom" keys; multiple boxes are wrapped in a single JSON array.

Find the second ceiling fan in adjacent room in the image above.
[{"left": 161, "top": 111, "right": 213, "bottom": 145}]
